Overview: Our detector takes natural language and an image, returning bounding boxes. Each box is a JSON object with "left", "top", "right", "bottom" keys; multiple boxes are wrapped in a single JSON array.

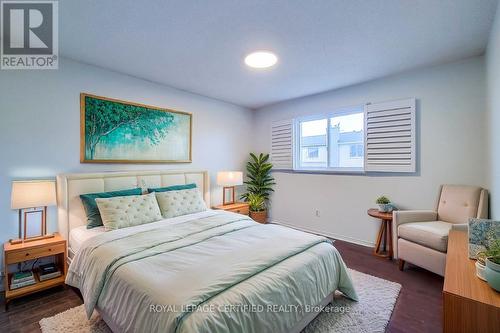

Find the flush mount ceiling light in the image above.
[{"left": 244, "top": 51, "right": 278, "bottom": 69}]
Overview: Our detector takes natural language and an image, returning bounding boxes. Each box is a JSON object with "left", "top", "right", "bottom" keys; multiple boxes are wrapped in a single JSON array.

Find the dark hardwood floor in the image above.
[
  {"left": 333, "top": 239, "right": 443, "bottom": 333},
  {"left": 0, "top": 239, "right": 443, "bottom": 333}
]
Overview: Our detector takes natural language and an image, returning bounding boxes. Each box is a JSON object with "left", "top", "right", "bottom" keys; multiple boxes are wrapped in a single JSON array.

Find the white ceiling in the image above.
[{"left": 60, "top": 0, "right": 499, "bottom": 109}]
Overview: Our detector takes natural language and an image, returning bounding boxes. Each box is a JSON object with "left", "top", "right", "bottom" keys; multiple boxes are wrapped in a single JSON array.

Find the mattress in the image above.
[{"left": 69, "top": 225, "right": 105, "bottom": 255}]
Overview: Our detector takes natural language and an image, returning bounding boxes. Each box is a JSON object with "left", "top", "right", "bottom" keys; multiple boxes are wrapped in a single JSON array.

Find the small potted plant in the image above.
[
  {"left": 484, "top": 239, "right": 500, "bottom": 291},
  {"left": 248, "top": 193, "right": 267, "bottom": 223},
  {"left": 376, "top": 196, "right": 392, "bottom": 212}
]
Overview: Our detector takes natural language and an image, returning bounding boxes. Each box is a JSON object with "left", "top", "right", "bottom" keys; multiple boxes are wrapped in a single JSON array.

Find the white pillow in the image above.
[
  {"left": 155, "top": 188, "right": 207, "bottom": 218},
  {"left": 95, "top": 192, "right": 162, "bottom": 230}
]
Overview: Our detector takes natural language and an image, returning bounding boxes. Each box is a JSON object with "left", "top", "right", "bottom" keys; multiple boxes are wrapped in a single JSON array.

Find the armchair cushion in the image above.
[
  {"left": 398, "top": 221, "right": 453, "bottom": 252},
  {"left": 437, "top": 185, "right": 482, "bottom": 224}
]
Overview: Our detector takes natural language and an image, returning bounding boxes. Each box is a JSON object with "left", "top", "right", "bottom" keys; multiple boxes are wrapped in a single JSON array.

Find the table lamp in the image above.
[
  {"left": 217, "top": 171, "right": 243, "bottom": 205},
  {"left": 10, "top": 180, "right": 57, "bottom": 244}
]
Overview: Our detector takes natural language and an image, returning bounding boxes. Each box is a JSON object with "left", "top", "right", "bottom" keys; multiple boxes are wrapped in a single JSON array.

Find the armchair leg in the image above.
[{"left": 398, "top": 259, "right": 405, "bottom": 271}]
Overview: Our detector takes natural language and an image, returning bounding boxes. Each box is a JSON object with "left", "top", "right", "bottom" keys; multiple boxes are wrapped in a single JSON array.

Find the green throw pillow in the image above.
[
  {"left": 80, "top": 188, "right": 142, "bottom": 229},
  {"left": 147, "top": 183, "right": 197, "bottom": 193}
]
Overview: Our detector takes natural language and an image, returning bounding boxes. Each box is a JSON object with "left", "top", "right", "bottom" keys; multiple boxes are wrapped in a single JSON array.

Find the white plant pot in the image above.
[
  {"left": 475, "top": 260, "right": 487, "bottom": 281},
  {"left": 485, "top": 257, "right": 500, "bottom": 292},
  {"left": 378, "top": 204, "right": 392, "bottom": 213}
]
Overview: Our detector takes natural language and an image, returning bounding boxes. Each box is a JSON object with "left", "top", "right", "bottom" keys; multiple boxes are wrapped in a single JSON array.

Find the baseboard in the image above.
[{"left": 271, "top": 220, "right": 375, "bottom": 248}]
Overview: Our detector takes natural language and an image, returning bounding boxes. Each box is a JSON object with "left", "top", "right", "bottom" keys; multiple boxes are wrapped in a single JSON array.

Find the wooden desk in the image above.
[
  {"left": 367, "top": 209, "right": 393, "bottom": 259},
  {"left": 443, "top": 230, "right": 500, "bottom": 333}
]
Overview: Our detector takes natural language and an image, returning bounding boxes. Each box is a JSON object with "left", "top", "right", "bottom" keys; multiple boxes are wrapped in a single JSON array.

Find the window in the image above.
[
  {"left": 298, "top": 119, "right": 328, "bottom": 168},
  {"left": 295, "top": 106, "right": 364, "bottom": 171},
  {"left": 272, "top": 98, "right": 416, "bottom": 173},
  {"left": 350, "top": 144, "right": 364, "bottom": 158},
  {"left": 307, "top": 147, "right": 319, "bottom": 158}
]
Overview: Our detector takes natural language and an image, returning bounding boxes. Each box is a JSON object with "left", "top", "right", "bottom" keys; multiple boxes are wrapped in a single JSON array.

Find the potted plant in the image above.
[
  {"left": 483, "top": 239, "right": 500, "bottom": 291},
  {"left": 476, "top": 252, "right": 487, "bottom": 281},
  {"left": 241, "top": 153, "right": 275, "bottom": 224},
  {"left": 247, "top": 193, "right": 267, "bottom": 223},
  {"left": 376, "top": 196, "right": 392, "bottom": 212}
]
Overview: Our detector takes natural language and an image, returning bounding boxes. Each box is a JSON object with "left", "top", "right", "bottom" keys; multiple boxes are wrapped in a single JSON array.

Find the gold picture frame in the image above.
[{"left": 80, "top": 93, "right": 192, "bottom": 164}]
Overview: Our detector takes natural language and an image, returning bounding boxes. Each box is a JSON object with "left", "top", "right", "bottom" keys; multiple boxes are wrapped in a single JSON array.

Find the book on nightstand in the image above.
[
  {"left": 38, "top": 263, "right": 62, "bottom": 281},
  {"left": 10, "top": 271, "right": 36, "bottom": 290},
  {"left": 39, "top": 271, "right": 62, "bottom": 281}
]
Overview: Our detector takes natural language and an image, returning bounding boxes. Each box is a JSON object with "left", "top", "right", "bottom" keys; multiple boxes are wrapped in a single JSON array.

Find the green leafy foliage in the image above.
[
  {"left": 486, "top": 239, "right": 500, "bottom": 265},
  {"left": 376, "top": 196, "right": 391, "bottom": 204},
  {"left": 241, "top": 153, "right": 275, "bottom": 204},
  {"left": 84, "top": 96, "right": 174, "bottom": 159},
  {"left": 478, "top": 239, "right": 500, "bottom": 265},
  {"left": 247, "top": 193, "right": 266, "bottom": 212}
]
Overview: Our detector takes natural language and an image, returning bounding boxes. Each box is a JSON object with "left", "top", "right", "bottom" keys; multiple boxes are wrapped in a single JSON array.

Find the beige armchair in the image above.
[{"left": 393, "top": 185, "right": 488, "bottom": 276}]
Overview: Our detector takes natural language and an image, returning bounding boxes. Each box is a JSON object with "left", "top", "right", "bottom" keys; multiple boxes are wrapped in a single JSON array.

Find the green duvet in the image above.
[{"left": 66, "top": 210, "right": 357, "bottom": 333}]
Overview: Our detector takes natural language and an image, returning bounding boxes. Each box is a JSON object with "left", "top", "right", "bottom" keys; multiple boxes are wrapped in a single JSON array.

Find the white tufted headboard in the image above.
[{"left": 56, "top": 170, "right": 210, "bottom": 241}]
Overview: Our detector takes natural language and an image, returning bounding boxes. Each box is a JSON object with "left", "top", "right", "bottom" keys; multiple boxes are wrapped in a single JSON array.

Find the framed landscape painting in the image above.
[{"left": 80, "top": 93, "right": 192, "bottom": 163}]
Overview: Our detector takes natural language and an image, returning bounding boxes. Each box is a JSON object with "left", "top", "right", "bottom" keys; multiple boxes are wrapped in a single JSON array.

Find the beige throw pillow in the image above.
[
  {"left": 95, "top": 192, "right": 162, "bottom": 230},
  {"left": 155, "top": 188, "right": 207, "bottom": 218}
]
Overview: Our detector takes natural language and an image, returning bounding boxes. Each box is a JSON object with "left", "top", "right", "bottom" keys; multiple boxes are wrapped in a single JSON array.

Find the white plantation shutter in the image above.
[
  {"left": 271, "top": 119, "right": 294, "bottom": 170},
  {"left": 364, "top": 98, "right": 416, "bottom": 173}
]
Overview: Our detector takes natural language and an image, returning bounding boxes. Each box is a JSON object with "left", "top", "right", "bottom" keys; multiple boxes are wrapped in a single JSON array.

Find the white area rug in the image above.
[
  {"left": 40, "top": 269, "right": 401, "bottom": 333},
  {"left": 303, "top": 269, "right": 401, "bottom": 333}
]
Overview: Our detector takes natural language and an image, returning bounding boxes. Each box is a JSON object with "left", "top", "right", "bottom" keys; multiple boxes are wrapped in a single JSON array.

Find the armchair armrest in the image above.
[{"left": 393, "top": 210, "right": 437, "bottom": 227}]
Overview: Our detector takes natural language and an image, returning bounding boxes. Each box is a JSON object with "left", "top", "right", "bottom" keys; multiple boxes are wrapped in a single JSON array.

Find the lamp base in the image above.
[
  {"left": 9, "top": 238, "right": 22, "bottom": 245},
  {"left": 9, "top": 233, "right": 55, "bottom": 245}
]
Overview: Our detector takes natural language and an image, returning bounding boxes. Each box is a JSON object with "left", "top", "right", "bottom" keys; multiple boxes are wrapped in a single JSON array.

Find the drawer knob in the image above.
[
  {"left": 48, "top": 248, "right": 51, "bottom": 251},
  {"left": 25, "top": 253, "right": 29, "bottom": 256}
]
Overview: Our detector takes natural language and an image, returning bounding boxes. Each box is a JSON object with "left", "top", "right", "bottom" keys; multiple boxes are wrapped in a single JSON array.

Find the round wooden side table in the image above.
[{"left": 367, "top": 208, "right": 393, "bottom": 259}]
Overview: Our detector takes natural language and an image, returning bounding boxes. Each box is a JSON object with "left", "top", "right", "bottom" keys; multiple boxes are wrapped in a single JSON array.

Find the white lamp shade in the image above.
[
  {"left": 217, "top": 171, "right": 243, "bottom": 187},
  {"left": 11, "top": 180, "right": 57, "bottom": 209}
]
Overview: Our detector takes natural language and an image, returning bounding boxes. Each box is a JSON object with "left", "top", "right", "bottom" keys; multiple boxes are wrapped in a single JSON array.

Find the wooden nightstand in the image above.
[
  {"left": 213, "top": 202, "right": 250, "bottom": 216},
  {"left": 3, "top": 233, "right": 67, "bottom": 308}
]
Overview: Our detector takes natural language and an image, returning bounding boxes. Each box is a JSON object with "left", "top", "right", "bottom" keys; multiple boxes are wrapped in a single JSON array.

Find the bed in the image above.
[{"left": 57, "top": 170, "right": 357, "bottom": 333}]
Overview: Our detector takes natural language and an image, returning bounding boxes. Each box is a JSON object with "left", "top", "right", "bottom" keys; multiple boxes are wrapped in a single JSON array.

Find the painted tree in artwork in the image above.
[{"left": 84, "top": 97, "right": 175, "bottom": 159}]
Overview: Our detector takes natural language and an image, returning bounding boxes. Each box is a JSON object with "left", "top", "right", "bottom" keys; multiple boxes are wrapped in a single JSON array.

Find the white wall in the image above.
[
  {"left": 0, "top": 51, "right": 491, "bottom": 281},
  {"left": 0, "top": 57, "right": 253, "bottom": 269},
  {"left": 253, "top": 57, "right": 487, "bottom": 246},
  {"left": 486, "top": 2, "right": 500, "bottom": 219}
]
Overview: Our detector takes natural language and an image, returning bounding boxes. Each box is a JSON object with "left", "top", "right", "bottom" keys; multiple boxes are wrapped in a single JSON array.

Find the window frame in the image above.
[{"left": 293, "top": 105, "right": 365, "bottom": 174}]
